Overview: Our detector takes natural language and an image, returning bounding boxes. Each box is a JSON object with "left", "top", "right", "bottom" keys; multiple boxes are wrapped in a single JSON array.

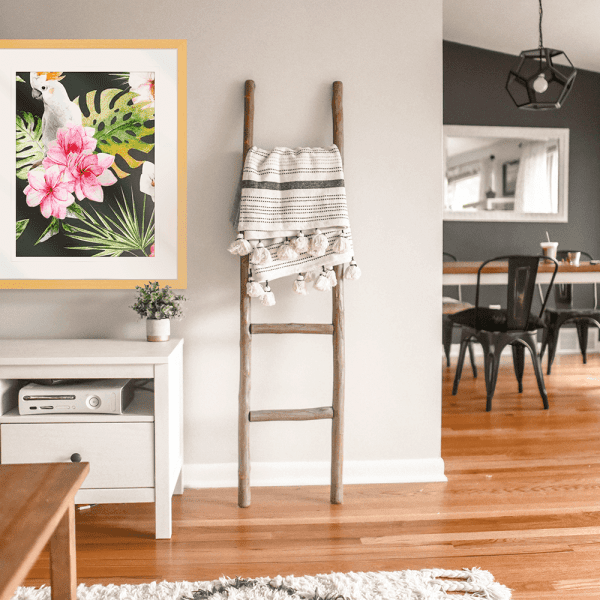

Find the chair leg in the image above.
[
  {"left": 442, "top": 317, "right": 453, "bottom": 367},
  {"left": 479, "top": 338, "right": 502, "bottom": 412},
  {"left": 467, "top": 341, "right": 478, "bottom": 378},
  {"left": 575, "top": 320, "right": 589, "bottom": 364},
  {"left": 546, "top": 325, "right": 560, "bottom": 375},
  {"left": 522, "top": 333, "right": 549, "bottom": 409},
  {"left": 512, "top": 343, "right": 525, "bottom": 393},
  {"left": 452, "top": 336, "right": 469, "bottom": 396},
  {"left": 539, "top": 324, "right": 548, "bottom": 360}
]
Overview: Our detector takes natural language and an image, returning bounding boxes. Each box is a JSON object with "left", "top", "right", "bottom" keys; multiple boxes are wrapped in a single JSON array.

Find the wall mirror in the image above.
[{"left": 443, "top": 125, "right": 569, "bottom": 222}]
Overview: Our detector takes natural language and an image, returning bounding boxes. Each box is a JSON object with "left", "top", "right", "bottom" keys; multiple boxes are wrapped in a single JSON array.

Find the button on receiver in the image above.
[{"left": 86, "top": 395, "right": 101, "bottom": 409}]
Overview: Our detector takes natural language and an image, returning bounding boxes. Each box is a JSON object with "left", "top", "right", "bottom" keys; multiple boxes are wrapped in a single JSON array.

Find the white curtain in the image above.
[{"left": 514, "top": 141, "right": 552, "bottom": 213}]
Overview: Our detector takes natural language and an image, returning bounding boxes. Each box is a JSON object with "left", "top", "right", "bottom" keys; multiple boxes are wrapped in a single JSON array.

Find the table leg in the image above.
[{"left": 50, "top": 503, "right": 76, "bottom": 600}]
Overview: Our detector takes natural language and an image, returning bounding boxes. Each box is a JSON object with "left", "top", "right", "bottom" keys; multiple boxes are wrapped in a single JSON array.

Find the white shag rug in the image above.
[{"left": 12, "top": 569, "right": 511, "bottom": 600}]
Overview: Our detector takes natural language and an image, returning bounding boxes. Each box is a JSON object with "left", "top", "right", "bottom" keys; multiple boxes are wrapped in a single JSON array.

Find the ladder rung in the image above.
[
  {"left": 249, "top": 407, "right": 334, "bottom": 422},
  {"left": 250, "top": 323, "right": 333, "bottom": 335}
]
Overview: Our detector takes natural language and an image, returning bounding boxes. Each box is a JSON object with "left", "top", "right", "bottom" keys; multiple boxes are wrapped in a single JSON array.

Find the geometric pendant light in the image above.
[{"left": 506, "top": 0, "right": 577, "bottom": 110}]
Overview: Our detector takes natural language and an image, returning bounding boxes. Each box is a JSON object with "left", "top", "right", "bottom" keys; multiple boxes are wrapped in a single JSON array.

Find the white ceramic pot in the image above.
[{"left": 146, "top": 318, "right": 170, "bottom": 342}]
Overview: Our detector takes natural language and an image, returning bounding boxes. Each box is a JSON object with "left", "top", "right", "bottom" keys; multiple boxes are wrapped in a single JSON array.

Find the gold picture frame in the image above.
[{"left": 1, "top": 39, "right": 187, "bottom": 289}]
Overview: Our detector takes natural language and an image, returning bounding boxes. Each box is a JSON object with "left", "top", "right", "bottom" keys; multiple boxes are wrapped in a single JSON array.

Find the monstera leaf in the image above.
[
  {"left": 74, "top": 88, "right": 155, "bottom": 179},
  {"left": 16, "top": 113, "right": 44, "bottom": 180}
]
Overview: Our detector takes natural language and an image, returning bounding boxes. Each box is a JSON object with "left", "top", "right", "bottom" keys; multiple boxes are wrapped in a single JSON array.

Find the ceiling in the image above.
[{"left": 444, "top": 0, "right": 600, "bottom": 74}]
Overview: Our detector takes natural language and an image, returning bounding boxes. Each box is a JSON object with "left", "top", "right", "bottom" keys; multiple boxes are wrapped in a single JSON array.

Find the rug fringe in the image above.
[{"left": 12, "top": 569, "right": 511, "bottom": 600}]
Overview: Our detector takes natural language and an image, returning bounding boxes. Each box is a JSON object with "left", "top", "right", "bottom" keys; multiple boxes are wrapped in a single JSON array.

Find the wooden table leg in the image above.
[{"left": 50, "top": 503, "right": 76, "bottom": 600}]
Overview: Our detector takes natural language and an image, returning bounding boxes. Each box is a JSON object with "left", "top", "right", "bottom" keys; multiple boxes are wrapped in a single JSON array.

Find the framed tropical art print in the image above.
[{"left": 0, "top": 39, "right": 187, "bottom": 289}]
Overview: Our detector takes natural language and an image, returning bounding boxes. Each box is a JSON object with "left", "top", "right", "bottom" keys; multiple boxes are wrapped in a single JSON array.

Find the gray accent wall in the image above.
[{"left": 444, "top": 41, "right": 600, "bottom": 309}]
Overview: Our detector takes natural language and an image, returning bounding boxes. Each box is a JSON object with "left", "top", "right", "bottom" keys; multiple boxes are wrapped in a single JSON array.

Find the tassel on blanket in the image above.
[
  {"left": 250, "top": 241, "right": 272, "bottom": 266},
  {"left": 228, "top": 233, "right": 252, "bottom": 256},
  {"left": 314, "top": 272, "right": 332, "bottom": 292},
  {"left": 246, "top": 276, "right": 265, "bottom": 298},
  {"left": 292, "top": 275, "right": 308, "bottom": 295},
  {"left": 332, "top": 232, "right": 351, "bottom": 254},
  {"left": 261, "top": 283, "right": 276, "bottom": 306},
  {"left": 290, "top": 232, "right": 309, "bottom": 254},
  {"left": 326, "top": 267, "right": 337, "bottom": 287},
  {"left": 345, "top": 260, "right": 362, "bottom": 280},
  {"left": 304, "top": 269, "right": 319, "bottom": 283},
  {"left": 308, "top": 230, "right": 328, "bottom": 257},
  {"left": 277, "top": 240, "right": 300, "bottom": 261}
]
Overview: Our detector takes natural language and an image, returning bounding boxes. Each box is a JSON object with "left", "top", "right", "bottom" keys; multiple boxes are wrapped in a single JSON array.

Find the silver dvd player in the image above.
[{"left": 18, "top": 379, "right": 133, "bottom": 415}]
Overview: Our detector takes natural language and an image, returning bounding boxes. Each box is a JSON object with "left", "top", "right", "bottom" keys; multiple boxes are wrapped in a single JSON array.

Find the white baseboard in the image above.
[{"left": 183, "top": 458, "right": 447, "bottom": 489}]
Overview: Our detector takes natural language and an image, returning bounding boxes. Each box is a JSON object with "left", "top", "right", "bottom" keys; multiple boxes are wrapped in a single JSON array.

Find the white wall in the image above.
[{"left": 1, "top": 0, "right": 444, "bottom": 488}]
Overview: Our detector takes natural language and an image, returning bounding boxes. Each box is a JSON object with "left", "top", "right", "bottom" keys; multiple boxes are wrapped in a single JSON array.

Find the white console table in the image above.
[{"left": 0, "top": 338, "right": 184, "bottom": 539}]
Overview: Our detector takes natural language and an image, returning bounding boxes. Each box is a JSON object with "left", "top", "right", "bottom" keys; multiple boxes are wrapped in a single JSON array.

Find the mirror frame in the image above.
[{"left": 443, "top": 125, "right": 569, "bottom": 223}]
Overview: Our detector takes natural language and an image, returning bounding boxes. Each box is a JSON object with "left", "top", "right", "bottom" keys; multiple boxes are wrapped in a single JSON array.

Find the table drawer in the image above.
[{"left": 0, "top": 423, "right": 154, "bottom": 489}]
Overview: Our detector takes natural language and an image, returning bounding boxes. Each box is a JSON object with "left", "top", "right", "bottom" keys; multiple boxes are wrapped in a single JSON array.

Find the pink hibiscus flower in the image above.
[
  {"left": 43, "top": 123, "right": 97, "bottom": 172},
  {"left": 66, "top": 152, "right": 117, "bottom": 202},
  {"left": 24, "top": 166, "right": 74, "bottom": 219},
  {"left": 149, "top": 244, "right": 155, "bottom": 257}
]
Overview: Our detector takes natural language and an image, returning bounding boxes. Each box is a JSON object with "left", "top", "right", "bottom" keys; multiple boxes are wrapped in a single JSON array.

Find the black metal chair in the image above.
[
  {"left": 442, "top": 252, "right": 477, "bottom": 376},
  {"left": 540, "top": 250, "right": 600, "bottom": 374},
  {"left": 449, "top": 255, "right": 559, "bottom": 411}
]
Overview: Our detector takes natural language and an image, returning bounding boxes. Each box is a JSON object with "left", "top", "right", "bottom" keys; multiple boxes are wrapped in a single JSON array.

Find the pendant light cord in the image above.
[{"left": 538, "top": 0, "right": 544, "bottom": 49}]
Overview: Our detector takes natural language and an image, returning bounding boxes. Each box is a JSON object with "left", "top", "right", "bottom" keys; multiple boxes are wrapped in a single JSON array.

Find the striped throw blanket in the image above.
[{"left": 236, "top": 145, "right": 354, "bottom": 283}]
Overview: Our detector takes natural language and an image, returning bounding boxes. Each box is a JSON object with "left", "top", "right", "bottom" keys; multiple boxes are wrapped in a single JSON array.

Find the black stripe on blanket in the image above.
[{"left": 241, "top": 179, "right": 345, "bottom": 191}]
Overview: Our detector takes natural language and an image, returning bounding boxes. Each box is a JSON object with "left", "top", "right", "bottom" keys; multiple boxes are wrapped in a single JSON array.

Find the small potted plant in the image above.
[{"left": 131, "top": 281, "right": 186, "bottom": 342}]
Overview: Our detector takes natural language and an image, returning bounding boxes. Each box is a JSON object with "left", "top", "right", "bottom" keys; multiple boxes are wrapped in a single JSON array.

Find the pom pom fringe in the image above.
[
  {"left": 292, "top": 275, "right": 308, "bottom": 295},
  {"left": 308, "top": 230, "right": 328, "bottom": 257},
  {"left": 261, "top": 284, "right": 276, "bottom": 306},
  {"left": 277, "top": 241, "right": 299, "bottom": 261},
  {"left": 290, "top": 232, "right": 309, "bottom": 254},
  {"left": 246, "top": 279, "right": 265, "bottom": 298},
  {"left": 250, "top": 242, "right": 272, "bottom": 266},
  {"left": 326, "top": 268, "right": 337, "bottom": 287},
  {"left": 314, "top": 273, "right": 332, "bottom": 292},
  {"left": 332, "top": 234, "right": 351, "bottom": 254},
  {"left": 228, "top": 233, "right": 252, "bottom": 256},
  {"left": 304, "top": 269, "right": 319, "bottom": 283},
  {"left": 345, "top": 260, "right": 361, "bottom": 280}
]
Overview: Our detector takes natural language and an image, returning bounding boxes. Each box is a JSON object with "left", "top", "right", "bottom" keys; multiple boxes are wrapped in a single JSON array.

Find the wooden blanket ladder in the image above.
[{"left": 238, "top": 80, "right": 345, "bottom": 508}]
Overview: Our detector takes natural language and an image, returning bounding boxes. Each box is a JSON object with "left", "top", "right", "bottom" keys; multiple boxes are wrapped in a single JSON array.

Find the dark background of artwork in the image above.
[{"left": 16, "top": 71, "right": 155, "bottom": 257}]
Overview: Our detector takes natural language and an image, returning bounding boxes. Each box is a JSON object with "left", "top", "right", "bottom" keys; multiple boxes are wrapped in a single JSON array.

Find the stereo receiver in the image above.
[{"left": 18, "top": 379, "right": 134, "bottom": 415}]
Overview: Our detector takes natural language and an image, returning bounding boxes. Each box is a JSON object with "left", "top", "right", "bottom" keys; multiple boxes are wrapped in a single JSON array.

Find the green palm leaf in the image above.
[
  {"left": 74, "top": 88, "right": 154, "bottom": 179},
  {"left": 16, "top": 113, "right": 44, "bottom": 180},
  {"left": 64, "top": 190, "right": 154, "bottom": 257},
  {"left": 16, "top": 219, "right": 29, "bottom": 240}
]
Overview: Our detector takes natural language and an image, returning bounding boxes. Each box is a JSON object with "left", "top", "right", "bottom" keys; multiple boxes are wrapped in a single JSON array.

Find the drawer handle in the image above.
[{"left": 70, "top": 453, "right": 82, "bottom": 463}]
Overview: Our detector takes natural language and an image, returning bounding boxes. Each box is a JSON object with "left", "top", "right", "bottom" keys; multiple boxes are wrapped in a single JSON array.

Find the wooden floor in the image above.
[{"left": 21, "top": 353, "right": 600, "bottom": 599}]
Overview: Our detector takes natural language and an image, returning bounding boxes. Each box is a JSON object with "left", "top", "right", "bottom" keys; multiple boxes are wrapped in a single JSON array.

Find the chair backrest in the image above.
[
  {"left": 553, "top": 250, "right": 594, "bottom": 308},
  {"left": 475, "top": 255, "right": 559, "bottom": 331}
]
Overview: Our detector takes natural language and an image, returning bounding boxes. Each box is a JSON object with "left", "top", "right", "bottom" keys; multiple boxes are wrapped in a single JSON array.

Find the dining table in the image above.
[{"left": 443, "top": 260, "right": 600, "bottom": 286}]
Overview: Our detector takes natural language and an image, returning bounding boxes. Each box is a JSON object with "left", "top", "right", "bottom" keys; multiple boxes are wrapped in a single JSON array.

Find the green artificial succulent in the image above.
[{"left": 131, "top": 281, "right": 186, "bottom": 320}]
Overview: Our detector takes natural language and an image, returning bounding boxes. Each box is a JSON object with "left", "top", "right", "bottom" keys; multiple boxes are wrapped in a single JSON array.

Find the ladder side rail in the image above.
[
  {"left": 238, "top": 79, "right": 255, "bottom": 508},
  {"left": 331, "top": 81, "right": 345, "bottom": 504}
]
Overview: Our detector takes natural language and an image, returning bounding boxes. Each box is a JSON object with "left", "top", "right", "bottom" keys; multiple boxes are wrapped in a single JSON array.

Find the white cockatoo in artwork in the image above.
[{"left": 30, "top": 72, "right": 83, "bottom": 151}]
